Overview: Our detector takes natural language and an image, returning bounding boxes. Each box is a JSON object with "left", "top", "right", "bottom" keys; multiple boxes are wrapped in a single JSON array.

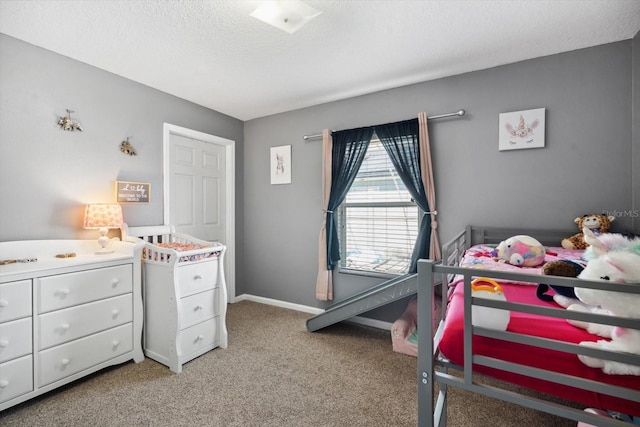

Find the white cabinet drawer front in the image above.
[
  {"left": 39, "top": 265, "right": 132, "bottom": 313},
  {"left": 0, "top": 355, "right": 33, "bottom": 404},
  {"left": 180, "top": 289, "right": 218, "bottom": 330},
  {"left": 0, "top": 317, "right": 32, "bottom": 363},
  {"left": 38, "top": 294, "right": 133, "bottom": 350},
  {"left": 38, "top": 323, "right": 132, "bottom": 387},
  {"left": 0, "top": 280, "right": 32, "bottom": 323},
  {"left": 180, "top": 317, "right": 218, "bottom": 356},
  {"left": 176, "top": 261, "right": 218, "bottom": 297}
]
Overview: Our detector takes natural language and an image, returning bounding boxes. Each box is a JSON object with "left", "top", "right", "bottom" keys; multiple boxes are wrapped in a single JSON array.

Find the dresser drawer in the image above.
[
  {"left": 0, "top": 317, "right": 32, "bottom": 364},
  {"left": 176, "top": 261, "right": 218, "bottom": 298},
  {"left": 38, "top": 265, "right": 132, "bottom": 313},
  {"left": 180, "top": 289, "right": 219, "bottom": 330},
  {"left": 0, "top": 355, "right": 33, "bottom": 404},
  {"left": 38, "top": 323, "right": 133, "bottom": 387},
  {"left": 180, "top": 317, "right": 218, "bottom": 358},
  {"left": 38, "top": 294, "right": 133, "bottom": 350},
  {"left": 0, "top": 280, "right": 32, "bottom": 323}
]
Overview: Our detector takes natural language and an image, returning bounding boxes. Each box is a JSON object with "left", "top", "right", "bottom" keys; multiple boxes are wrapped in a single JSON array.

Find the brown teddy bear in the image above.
[
  {"left": 541, "top": 260, "right": 584, "bottom": 277},
  {"left": 536, "top": 259, "right": 585, "bottom": 301},
  {"left": 560, "top": 213, "right": 615, "bottom": 250}
]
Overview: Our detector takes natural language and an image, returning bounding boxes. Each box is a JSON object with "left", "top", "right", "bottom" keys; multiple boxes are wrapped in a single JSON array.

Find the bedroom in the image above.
[{"left": 1, "top": 1, "right": 639, "bottom": 425}]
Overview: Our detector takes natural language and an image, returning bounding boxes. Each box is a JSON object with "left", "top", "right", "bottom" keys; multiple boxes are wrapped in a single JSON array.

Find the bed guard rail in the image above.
[{"left": 417, "top": 259, "right": 640, "bottom": 427}]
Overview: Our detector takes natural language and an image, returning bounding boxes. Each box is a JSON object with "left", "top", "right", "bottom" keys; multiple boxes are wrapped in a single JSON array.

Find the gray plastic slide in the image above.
[{"left": 306, "top": 273, "right": 418, "bottom": 332}]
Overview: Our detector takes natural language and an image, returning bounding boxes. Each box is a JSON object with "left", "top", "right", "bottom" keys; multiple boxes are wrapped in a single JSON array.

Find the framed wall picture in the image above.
[
  {"left": 115, "top": 180, "right": 151, "bottom": 204},
  {"left": 270, "top": 145, "right": 291, "bottom": 185},
  {"left": 498, "top": 108, "right": 545, "bottom": 151}
]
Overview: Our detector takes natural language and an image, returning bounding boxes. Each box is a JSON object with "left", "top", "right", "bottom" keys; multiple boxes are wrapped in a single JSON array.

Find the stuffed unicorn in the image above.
[{"left": 559, "top": 227, "right": 640, "bottom": 375}]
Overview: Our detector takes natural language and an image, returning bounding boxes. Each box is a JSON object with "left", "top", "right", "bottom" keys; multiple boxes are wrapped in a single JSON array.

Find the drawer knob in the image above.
[
  {"left": 61, "top": 323, "right": 70, "bottom": 330},
  {"left": 112, "top": 278, "right": 120, "bottom": 286},
  {"left": 60, "top": 288, "right": 71, "bottom": 296},
  {"left": 197, "top": 335, "right": 204, "bottom": 341},
  {"left": 0, "top": 339, "right": 8, "bottom": 348},
  {"left": 0, "top": 299, "right": 7, "bottom": 307},
  {"left": 61, "top": 358, "right": 71, "bottom": 366},
  {"left": 112, "top": 340, "right": 120, "bottom": 348},
  {"left": 194, "top": 274, "right": 203, "bottom": 280},
  {"left": 0, "top": 380, "right": 9, "bottom": 388},
  {"left": 195, "top": 304, "right": 203, "bottom": 311}
]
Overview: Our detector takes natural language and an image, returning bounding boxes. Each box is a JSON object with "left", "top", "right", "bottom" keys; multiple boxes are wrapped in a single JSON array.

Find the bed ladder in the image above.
[{"left": 306, "top": 273, "right": 418, "bottom": 332}]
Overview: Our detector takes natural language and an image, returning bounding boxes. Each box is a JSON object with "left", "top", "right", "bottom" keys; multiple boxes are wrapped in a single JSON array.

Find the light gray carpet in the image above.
[{"left": 0, "top": 301, "right": 579, "bottom": 426}]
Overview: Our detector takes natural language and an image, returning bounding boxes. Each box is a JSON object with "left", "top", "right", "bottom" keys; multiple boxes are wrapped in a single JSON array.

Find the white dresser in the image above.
[
  {"left": 0, "top": 239, "right": 144, "bottom": 411},
  {"left": 128, "top": 227, "right": 228, "bottom": 374}
]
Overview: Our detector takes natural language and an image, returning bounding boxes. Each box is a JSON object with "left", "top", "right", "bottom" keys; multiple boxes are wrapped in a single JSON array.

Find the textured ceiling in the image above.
[{"left": 1, "top": 0, "right": 639, "bottom": 121}]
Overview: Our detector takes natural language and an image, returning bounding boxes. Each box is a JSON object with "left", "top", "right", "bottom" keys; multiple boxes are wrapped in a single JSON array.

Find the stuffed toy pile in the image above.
[
  {"left": 540, "top": 213, "right": 616, "bottom": 300},
  {"left": 555, "top": 227, "right": 640, "bottom": 375},
  {"left": 561, "top": 213, "right": 615, "bottom": 250}
]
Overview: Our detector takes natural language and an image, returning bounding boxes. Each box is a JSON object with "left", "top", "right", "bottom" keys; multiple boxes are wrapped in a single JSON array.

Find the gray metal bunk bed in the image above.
[{"left": 416, "top": 226, "right": 640, "bottom": 426}]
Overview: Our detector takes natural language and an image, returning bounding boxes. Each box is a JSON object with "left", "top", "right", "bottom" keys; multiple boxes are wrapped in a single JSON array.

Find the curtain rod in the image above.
[{"left": 302, "top": 109, "right": 465, "bottom": 141}]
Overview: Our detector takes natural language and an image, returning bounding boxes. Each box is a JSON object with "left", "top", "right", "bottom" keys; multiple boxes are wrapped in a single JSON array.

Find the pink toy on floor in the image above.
[
  {"left": 391, "top": 297, "right": 419, "bottom": 357},
  {"left": 391, "top": 296, "right": 442, "bottom": 357},
  {"left": 577, "top": 408, "right": 640, "bottom": 426},
  {"left": 577, "top": 408, "right": 614, "bottom": 427}
]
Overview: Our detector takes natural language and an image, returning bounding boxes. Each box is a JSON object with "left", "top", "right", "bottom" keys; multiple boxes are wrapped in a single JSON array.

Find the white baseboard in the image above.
[
  {"left": 234, "top": 294, "right": 324, "bottom": 314},
  {"left": 233, "top": 294, "right": 393, "bottom": 331}
]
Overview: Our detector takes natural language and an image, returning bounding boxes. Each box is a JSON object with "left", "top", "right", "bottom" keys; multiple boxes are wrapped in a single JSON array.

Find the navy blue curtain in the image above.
[
  {"left": 375, "top": 119, "right": 430, "bottom": 273},
  {"left": 326, "top": 127, "right": 374, "bottom": 271}
]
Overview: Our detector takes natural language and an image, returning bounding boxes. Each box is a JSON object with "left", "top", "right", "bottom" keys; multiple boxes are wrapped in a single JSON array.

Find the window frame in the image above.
[{"left": 336, "top": 139, "right": 420, "bottom": 278}]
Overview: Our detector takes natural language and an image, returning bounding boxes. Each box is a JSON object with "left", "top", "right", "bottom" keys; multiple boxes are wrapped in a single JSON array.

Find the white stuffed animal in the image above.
[
  {"left": 565, "top": 227, "right": 640, "bottom": 375},
  {"left": 555, "top": 228, "right": 640, "bottom": 333}
]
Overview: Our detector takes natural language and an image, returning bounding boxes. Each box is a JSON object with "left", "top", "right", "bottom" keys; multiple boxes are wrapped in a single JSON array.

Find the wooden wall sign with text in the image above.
[{"left": 115, "top": 181, "right": 150, "bottom": 204}]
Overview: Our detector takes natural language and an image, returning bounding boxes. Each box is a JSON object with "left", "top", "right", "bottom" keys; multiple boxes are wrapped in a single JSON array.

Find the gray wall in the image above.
[
  {"left": 633, "top": 30, "right": 640, "bottom": 233},
  {"left": 0, "top": 34, "right": 246, "bottom": 294},
  {"left": 244, "top": 41, "right": 635, "bottom": 320},
  {"left": 1, "top": 33, "right": 637, "bottom": 322}
]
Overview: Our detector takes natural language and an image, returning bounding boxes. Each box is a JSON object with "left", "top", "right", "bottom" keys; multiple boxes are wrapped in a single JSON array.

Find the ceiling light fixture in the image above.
[{"left": 250, "top": 0, "right": 321, "bottom": 34}]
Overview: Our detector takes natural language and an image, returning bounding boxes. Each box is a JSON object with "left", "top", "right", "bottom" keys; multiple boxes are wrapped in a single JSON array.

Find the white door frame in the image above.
[{"left": 163, "top": 123, "right": 236, "bottom": 303}]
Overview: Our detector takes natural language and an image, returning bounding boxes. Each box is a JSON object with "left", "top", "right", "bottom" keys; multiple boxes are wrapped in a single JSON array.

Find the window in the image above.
[{"left": 337, "top": 139, "right": 419, "bottom": 275}]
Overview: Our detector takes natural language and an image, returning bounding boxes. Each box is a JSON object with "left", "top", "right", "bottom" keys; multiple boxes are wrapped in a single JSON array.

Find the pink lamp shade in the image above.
[
  {"left": 83, "top": 204, "right": 123, "bottom": 254},
  {"left": 83, "top": 203, "right": 123, "bottom": 229}
]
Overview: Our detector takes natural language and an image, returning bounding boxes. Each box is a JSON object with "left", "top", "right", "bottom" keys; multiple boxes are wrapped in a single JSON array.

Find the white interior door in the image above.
[
  {"left": 170, "top": 134, "right": 225, "bottom": 240},
  {"left": 163, "top": 123, "right": 236, "bottom": 302}
]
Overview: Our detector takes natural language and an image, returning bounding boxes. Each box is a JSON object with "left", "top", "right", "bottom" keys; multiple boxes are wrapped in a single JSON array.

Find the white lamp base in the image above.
[{"left": 96, "top": 228, "right": 114, "bottom": 255}]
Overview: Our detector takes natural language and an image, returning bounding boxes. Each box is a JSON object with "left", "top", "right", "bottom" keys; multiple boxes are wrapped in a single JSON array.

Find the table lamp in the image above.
[{"left": 83, "top": 203, "right": 123, "bottom": 254}]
